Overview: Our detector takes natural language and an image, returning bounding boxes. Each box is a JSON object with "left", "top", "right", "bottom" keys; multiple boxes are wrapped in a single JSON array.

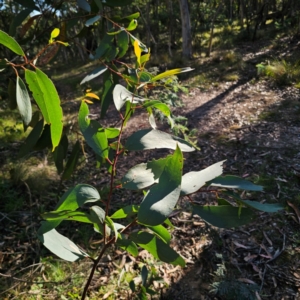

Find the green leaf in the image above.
[
  {"left": 138, "top": 146, "right": 183, "bottom": 226},
  {"left": 142, "top": 100, "right": 171, "bottom": 119},
  {"left": 130, "top": 231, "right": 185, "bottom": 267},
  {"left": 140, "top": 54, "right": 150, "bottom": 65},
  {"left": 217, "top": 198, "right": 231, "bottom": 205},
  {"left": 117, "top": 234, "right": 138, "bottom": 256},
  {"left": 117, "top": 30, "right": 129, "bottom": 58},
  {"left": 208, "top": 175, "right": 263, "bottom": 191},
  {"left": 89, "top": 205, "right": 105, "bottom": 223},
  {"left": 100, "top": 73, "right": 115, "bottom": 118},
  {"left": 138, "top": 71, "right": 152, "bottom": 82},
  {"left": 105, "top": 127, "right": 120, "bottom": 139},
  {"left": 93, "top": 0, "right": 103, "bottom": 10},
  {"left": 121, "top": 157, "right": 169, "bottom": 190},
  {"left": 127, "top": 19, "right": 138, "bottom": 31},
  {"left": 113, "top": 84, "right": 144, "bottom": 111},
  {"left": 129, "top": 280, "right": 135, "bottom": 292},
  {"left": 181, "top": 160, "right": 225, "bottom": 196},
  {"left": 192, "top": 205, "right": 255, "bottom": 228},
  {"left": 0, "top": 30, "right": 25, "bottom": 56},
  {"left": 152, "top": 67, "right": 194, "bottom": 82},
  {"left": 77, "top": 0, "right": 91, "bottom": 12},
  {"left": 241, "top": 200, "right": 284, "bottom": 213},
  {"left": 80, "top": 66, "right": 107, "bottom": 84},
  {"left": 8, "top": 78, "right": 17, "bottom": 110},
  {"left": 53, "top": 134, "right": 68, "bottom": 174},
  {"left": 61, "top": 141, "right": 81, "bottom": 180},
  {"left": 34, "top": 124, "right": 52, "bottom": 150},
  {"left": 78, "top": 101, "right": 108, "bottom": 158},
  {"left": 41, "top": 210, "right": 94, "bottom": 223},
  {"left": 25, "top": 68, "right": 63, "bottom": 151},
  {"left": 105, "top": 216, "right": 118, "bottom": 241},
  {"left": 18, "top": 118, "right": 44, "bottom": 158},
  {"left": 9, "top": 8, "right": 32, "bottom": 36},
  {"left": 110, "top": 205, "right": 139, "bottom": 219},
  {"left": 141, "top": 265, "right": 148, "bottom": 286},
  {"left": 94, "top": 34, "right": 114, "bottom": 60},
  {"left": 85, "top": 15, "right": 101, "bottom": 27},
  {"left": 121, "top": 12, "right": 140, "bottom": 21},
  {"left": 125, "top": 129, "right": 195, "bottom": 152},
  {"left": 16, "top": 76, "right": 32, "bottom": 126},
  {"left": 55, "top": 184, "right": 100, "bottom": 211},
  {"left": 107, "top": 30, "right": 123, "bottom": 36},
  {"left": 147, "top": 224, "right": 171, "bottom": 244},
  {"left": 38, "top": 228, "right": 88, "bottom": 262}
]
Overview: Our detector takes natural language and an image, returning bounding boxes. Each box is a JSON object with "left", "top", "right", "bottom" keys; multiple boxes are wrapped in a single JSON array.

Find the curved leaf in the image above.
[
  {"left": 192, "top": 205, "right": 255, "bottom": 228},
  {"left": 134, "top": 40, "right": 141, "bottom": 65},
  {"left": 209, "top": 175, "right": 263, "bottom": 191},
  {"left": 61, "top": 141, "right": 81, "bottom": 180},
  {"left": 42, "top": 210, "right": 94, "bottom": 223},
  {"left": 152, "top": 67, "right": 194, "bottom": 82},
  {"left": 25, "top": 68, "right": 63, "bottom": 151},
  {"left": 16, "top": 76, "right": 32, "bottom": 125},
  {"left": 117, "top": 29, "right": 129, "bottom": 58},
  {"left": 90, "top": 205, "right": 105, "bottom": 224},
  {"left": 38, "top": 228, "right": 88, "bottom": 262},
  {"left": 130, "top": 231, "right": 185, "bottom": 267},
  {"left": 105, "top": 127, "right": 120, "bottom": 139},
  {"left": 55, "top": 184, "right": 100, "bottom": 211},
  {"left": 127, "top": 19, "right": 138, "bottom": 31},
  {"left": 110, "top": 205, "right": 139, "bottom": 219},
  {"left": 242, "top": 200, "right": 284, "bottom": 212},
  {"left": 117, "top": 234, "right": 138, "bottom": 256},
  {"left": 85, "top": 15, "right": 101, "bottom": 27},
  {"left": 9, "top": 8, "right": 32, "bottom": 36},
  {"left": 121, "top": 157, "right": 169, "bottom": 190},
  {"left": 18, "top": 118, "right": 44, "bottom": 158},
  {"left": 113, "top": 84, "right": 144, "bottom": 111},
  {"left": 138, "top": 146, "right": 183, "bottom": 226},
  {"left": 53, "top": 134, "right": 68, "bottom": 174},
  {"left": 147, "top": 224, "right": 171, "bottom": 244},
  {"left": 77, "top": 0, "right": 91, "bottom": 12},
  {"left": 78, "top": 101, "right": 108, "bottom": 158},
  {"left": 125, "top": 129, "right": 195, "bottom": 152},
  {"left": 80, "top": 66, "right": 107, "bottom": 85},
  {"left": 181, "top": 160, "right": 225, "bottom": 196},
  {"left": 0, "top": 29, "right": 25, "bottom": 56}
]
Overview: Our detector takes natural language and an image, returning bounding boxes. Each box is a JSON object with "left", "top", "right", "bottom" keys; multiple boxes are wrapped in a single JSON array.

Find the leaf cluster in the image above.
[{"left": 0, "top": 2, "right": 285, "bottom": 299}]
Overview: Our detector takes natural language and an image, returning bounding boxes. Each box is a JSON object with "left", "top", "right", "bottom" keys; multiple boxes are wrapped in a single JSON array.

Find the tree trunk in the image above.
[
  {"left": 178, "top": 0, "right": 193, "bottom": 59},
  {"left": 207, "top": 3, "right": 223, "bottom": 57}
]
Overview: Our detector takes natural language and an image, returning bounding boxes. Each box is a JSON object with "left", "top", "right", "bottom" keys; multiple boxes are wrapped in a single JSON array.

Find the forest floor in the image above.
[{"left": 1, "top": 31, "right": 300, "bottom": 299}]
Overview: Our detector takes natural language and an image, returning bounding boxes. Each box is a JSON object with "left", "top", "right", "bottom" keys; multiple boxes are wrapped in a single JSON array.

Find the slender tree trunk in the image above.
[
  {"left": 167, "top": 0, "right": 174, "bottom": 57},
  {"left": 207, "top": 3, "right": 223, "bottom": 57},
  {"left": 178, "top": 0, "right": 193, "bottom": 59}
]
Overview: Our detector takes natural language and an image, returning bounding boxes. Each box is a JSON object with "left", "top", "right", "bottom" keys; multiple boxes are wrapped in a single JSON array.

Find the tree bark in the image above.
[{"left": 178, "top": 0, "right": 193, "bottom": 59}]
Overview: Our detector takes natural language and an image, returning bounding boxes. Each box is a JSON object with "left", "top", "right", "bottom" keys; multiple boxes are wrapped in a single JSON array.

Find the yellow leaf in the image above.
[
  {"left": 85, "top": 92, "right": 100, "bottom": 100},
  {"left": 49, "top": 28, "right": 60, "bottom": 44},
  {"left": 51, "top": 28, "right": 60, "bottom": 39},
  {"left": 134, "top": 40, "right": 141, "bottom": 66},
  {"left": 83, "top": 99, "right": 94, "bottom": 104},
  {"left": 152, "top": 67, "right": 194, "bottom": 82}
]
